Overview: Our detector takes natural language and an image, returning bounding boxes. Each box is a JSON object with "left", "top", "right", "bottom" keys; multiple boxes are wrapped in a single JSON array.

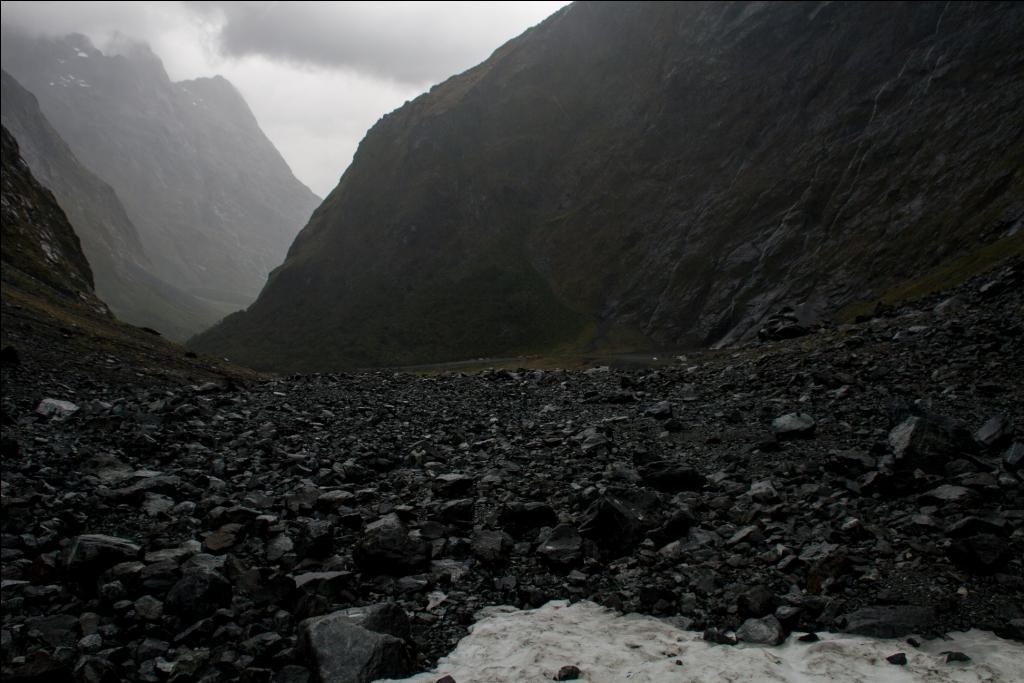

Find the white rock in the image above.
[{"left": 35, "top": 398, "right": 79, "bottom": 419}]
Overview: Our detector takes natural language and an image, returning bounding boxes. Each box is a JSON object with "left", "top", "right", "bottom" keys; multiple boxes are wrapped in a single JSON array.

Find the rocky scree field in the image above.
[{"left": 1, "top": 259, "right": 1022, "bottom": 683}]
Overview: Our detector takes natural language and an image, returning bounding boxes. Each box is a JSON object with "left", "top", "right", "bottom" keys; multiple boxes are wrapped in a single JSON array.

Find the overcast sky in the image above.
[{"left": 0, "top": 1, "right": 569, "bottom": 196}]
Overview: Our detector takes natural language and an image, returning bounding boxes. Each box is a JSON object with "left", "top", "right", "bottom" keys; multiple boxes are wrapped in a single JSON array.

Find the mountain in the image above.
[
  {"left": 1, "top": 69, "right": 227, "bottom": 340},
  {"left": 191, "top": 1, "right": 1024, "bottom": 372},
  {"left": 1, "top": 124, "right": 101, "bottom": 308},
  {"left": 0, "top": 32, "right": 320, "bottom": 327}
]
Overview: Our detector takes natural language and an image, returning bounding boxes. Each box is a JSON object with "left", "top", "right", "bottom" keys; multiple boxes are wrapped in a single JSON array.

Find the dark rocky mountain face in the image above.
[
  {"left": 1, "top": 124, "right": 101, "bottom": 308},
  {"left": 1, "top": 70, "right": 227, "bottom": 341},
  {"left": 192, "top": 1, "right": 1023, "bottom": 372},
  {"left": 0, "top": 32, "right": 320, "bottom": 323}
]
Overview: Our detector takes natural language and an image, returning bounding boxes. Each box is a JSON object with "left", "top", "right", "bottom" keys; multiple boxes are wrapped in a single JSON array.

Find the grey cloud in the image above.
[
  {"left": 0, "top": 1, "right": 567, "bottom": 195},
  {"left": 197, "top": 1, "right": 564, "bottom": 85}
]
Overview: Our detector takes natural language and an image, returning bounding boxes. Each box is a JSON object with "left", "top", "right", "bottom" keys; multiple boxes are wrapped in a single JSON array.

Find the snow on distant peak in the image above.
[
  {"left": 380, "top": 600, "right": 1024, "bottom": 683},
  {"left": 55, "top": 75, "right": 90, "bottom": 89},
  {"left": 75, "top": 49, "right": 89, "bottom": 58}
]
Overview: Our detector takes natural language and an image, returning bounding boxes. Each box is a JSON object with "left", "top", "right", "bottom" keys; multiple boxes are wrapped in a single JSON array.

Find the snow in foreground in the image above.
[{"left": 380, "top": 600, "right": 1024, "bottom": 683}]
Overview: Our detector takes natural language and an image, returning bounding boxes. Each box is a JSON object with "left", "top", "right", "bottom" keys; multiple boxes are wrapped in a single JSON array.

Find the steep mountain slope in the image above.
[
  {"left": 1, "top": 70, "right": 225, "bottom": 340},
  {"left": 194, "top": 1, "right": 1024, "bottom": 372},
  {"left": 1, "top": 124, "right": 100, "bottom": 306},
  {"left": 0, "top": 33, "right": 320, "bottom": 319}
]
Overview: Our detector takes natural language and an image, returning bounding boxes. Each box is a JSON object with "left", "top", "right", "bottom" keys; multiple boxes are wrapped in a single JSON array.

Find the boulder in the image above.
[
  {"left": 352, "top": 514, "right": 430, "bottom": 576},
  {"left": 975, "top": 415, "right": 1013, "bottom": 450},
  {"left": 432, "top": 473, "right": 476, "bottom": 498},
  {"left": 578, "top": 496, "right": 644, "bottom": 553},
  {"left": 64, "top": 534, "right": 141, "bottom": 577},
  {"left": 537, "top": 524, "right": 583, "bottom": 565},
  {"left": 1004, "top": 442, "right": 1024, "bottom": 471},
  {"left": 472, "top": 529, "right": 513, "bottom": 565},
  {"left": 299, "top": 611, "right": 412, "bottom": 683},
  {"left": 638, "top": 462, "right": 705, "bottom": 492},
  {"left": 888, "top": 415, "right": 975, "bottom": 474},
  {"left": 334, "top": 603, "right": 411, "bottom": 641},
  {"left": 498, "top": 502, "right": 558, "bottom": 538},
  {"left": 736, "top": 615, "right": 785, "bottom": 645},
  {"left": 947, "top": 534, "right": 1010, "bottom": 574},
  {"left": 749, "top": 480, "right": 779, "bottom": 503},
  {"left": 165, "top": 568, "right": 233, "bottom": 619}
]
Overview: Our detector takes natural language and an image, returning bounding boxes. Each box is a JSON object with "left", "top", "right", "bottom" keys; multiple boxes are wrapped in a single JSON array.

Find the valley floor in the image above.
[{"left": 1, "top": 258, "right": 1022, "bottom": 682}]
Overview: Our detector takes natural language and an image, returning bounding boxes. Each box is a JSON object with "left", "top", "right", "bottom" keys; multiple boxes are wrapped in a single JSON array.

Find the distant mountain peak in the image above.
[{"left": 1, "top": 31, "right": 320, "bottom": 339}]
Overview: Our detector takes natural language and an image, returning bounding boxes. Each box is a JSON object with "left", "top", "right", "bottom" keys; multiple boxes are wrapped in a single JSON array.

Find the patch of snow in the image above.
[
  {"left": 379, "top": 601, "right": 1024, "bottom": 683},
  {"left": 75, "top": 49, "right": 89, "bottom": 58}
]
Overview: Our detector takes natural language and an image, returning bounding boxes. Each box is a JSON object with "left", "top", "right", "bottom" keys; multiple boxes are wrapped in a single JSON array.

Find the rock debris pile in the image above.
[{"left": 2, "top": 261, "right": 1022, "bottom": 682}]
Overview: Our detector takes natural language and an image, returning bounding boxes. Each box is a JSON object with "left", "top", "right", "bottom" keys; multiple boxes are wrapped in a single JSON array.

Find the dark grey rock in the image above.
[
  {"left": 73, "top": 655, "right": 120, "bottom": 683},
  {"left": 165, "top": 568, "right": 232, "bottom": 619},
  {"left": 273, "top": 666, "right": 311, "bottom": 683},
  {"left": 472, "top": 529, "right": 513, "bottom": 565},
  {"left": 947, "top": 534, "right": 1010, "bottom": 574},
  {"left": 888, "top": 415, "right": 975, "bottom": 474},
  {"left": 638, "top": 462, "right": 705, "bottom": 492},
  {"left": 645, "top": 401, "right": 673, "bottom": 420},
  {"left": 578, "top": 496, "right": 643, "bottom": 553},
  {"left": 64, "top": 535, "right": 141, "bottom": 576},
  {"left": 432, "top": 473, "right": 476, "bottom": 498},
  {"left": 266, "top": 533, "right": 295, "bottom": 562},
  {"left": 919, "top": 485, "right": 976, "bottom": 504},
  {"left": 299, "top": 611, "right": 412, "bottom": 683},
  {"left": 134, "top": 595, "right": 164, "bottom": 621},
  {"left": 575, "top": 426, "right": 610, "bottom": 453},
  {"left": 537, "top": 524, "right": 583, "bottom": 565},
  {"left": 841, "top": 605, "right": 937, "bottom": 638},
  {"left": 975, "top": 415, "right": 1012, "bottom": 449},
  {"left": 702, "top": 627, "right": 737, "bottom": 645},
  {"left": 136, "top": 637, "right": 170, "bottom": 661},
  {"left": 353, "top": 514, "right": 430, "bottom": 576},
  {"left": 498, "top": 502, "right": 558, "bottom": 538},
  {"left": 28, "top": 614, "right": 78, "bottom": 648},
  {"left": 335, "top": 603, "right": 411, "bottom": 641},
  {"left": 737, "top": 586, "right": 775, "bottom": 618},
  {"left": 1003, "top": 442, "right": 1023, "bottom": 471},
  {"left": 748, "top": 480, "right": 779, "bottom": 503},
  {"left": 736, "top": 615, "right": 785, "bottom": 645},
  {"left": 945, "top": 516, "right": 1007, "bottom": 538}
]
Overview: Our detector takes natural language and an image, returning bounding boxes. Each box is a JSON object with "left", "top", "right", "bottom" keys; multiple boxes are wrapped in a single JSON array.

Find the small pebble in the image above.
[{"left": 556, "top": 665, "right": 582, "bottom": 681}]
